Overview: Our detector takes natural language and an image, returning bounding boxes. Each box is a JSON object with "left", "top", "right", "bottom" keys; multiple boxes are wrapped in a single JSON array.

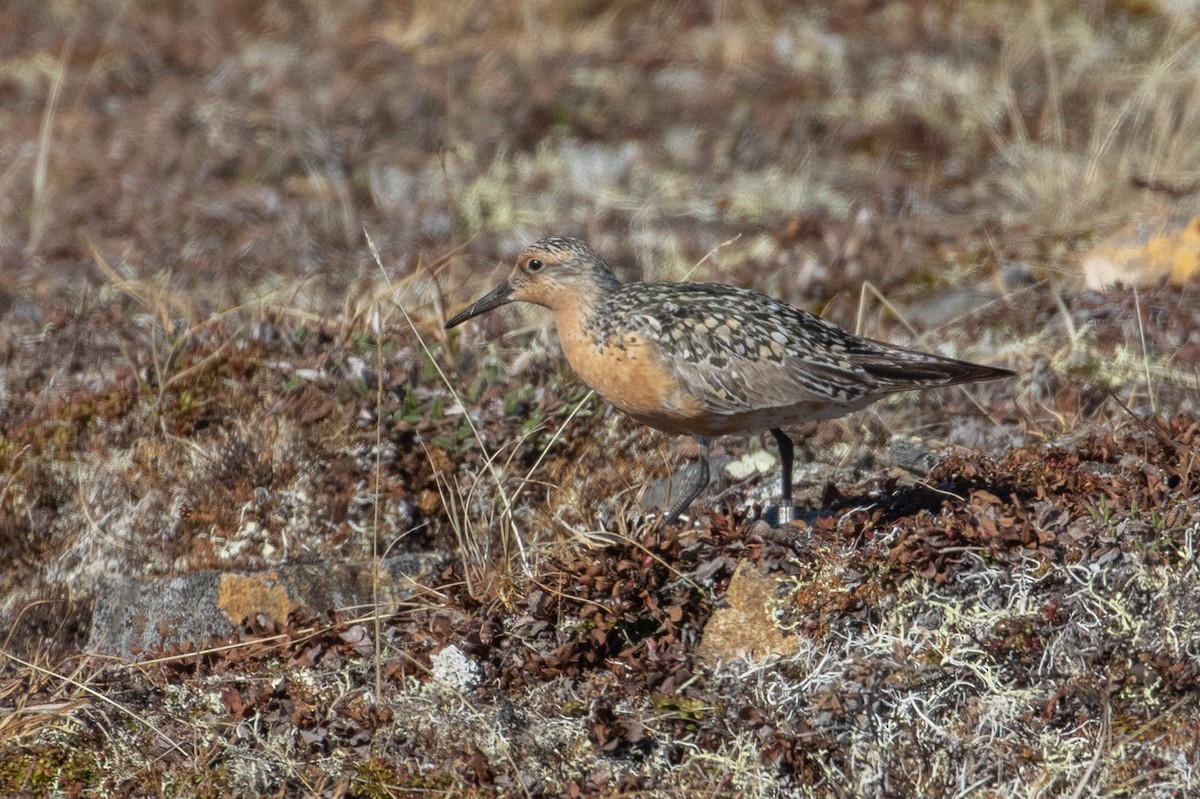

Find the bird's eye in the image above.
[{"left": 527, "top": 258, "right": 544, "bottom": 272}]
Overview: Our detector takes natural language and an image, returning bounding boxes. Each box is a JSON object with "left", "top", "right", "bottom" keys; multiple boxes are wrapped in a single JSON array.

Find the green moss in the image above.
[
  {"left": 351, "top": 758, "right": 462, "bottom": 797},
  {"left": 0, "top": 745, "right": 105, "bottom": 797}
]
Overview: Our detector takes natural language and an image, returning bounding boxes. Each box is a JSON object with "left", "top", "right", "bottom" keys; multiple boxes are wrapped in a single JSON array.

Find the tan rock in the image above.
[
  {"left": 1082, "top": 210, "right": 1199, "bottom": 290},
  {"left": 697, "top": 560, "right": 799, "bottom": 665}
]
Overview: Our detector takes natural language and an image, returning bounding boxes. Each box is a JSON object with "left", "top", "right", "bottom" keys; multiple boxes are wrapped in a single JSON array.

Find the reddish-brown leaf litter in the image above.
[{"left": 2, "top": 2, "right": 1200, "bottom": 797}]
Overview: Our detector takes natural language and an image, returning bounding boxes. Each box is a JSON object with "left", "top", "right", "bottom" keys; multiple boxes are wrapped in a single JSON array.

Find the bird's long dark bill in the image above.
[{"left": 444, "top": 281, "right": 514, "bottom": 329}]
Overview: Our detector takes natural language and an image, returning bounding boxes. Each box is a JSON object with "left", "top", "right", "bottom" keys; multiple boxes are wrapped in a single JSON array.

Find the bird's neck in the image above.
[{"left": 551, "top": 280, "right": 620, "bottom": 349}]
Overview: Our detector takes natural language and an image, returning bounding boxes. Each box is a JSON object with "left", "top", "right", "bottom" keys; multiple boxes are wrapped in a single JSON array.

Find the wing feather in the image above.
[{"left": 597, "top": 281, "right": 1010, "bottom": 418}]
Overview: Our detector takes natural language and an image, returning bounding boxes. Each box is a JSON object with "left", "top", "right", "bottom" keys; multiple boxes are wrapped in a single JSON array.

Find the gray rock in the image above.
[{"left": 87, "top": 553, "right": 443, "bottom": 658}]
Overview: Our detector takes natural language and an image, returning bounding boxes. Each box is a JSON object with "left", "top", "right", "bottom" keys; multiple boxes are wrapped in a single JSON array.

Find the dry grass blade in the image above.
[
  {"left": 366, "top": 230, "right": 546, "bottom": 600},
  {"left": 0, "top": 698, "right": 91, "bottom": 740},
  {"left": 365, "top": 233, "right": 525, "bottom": 538},
  {"left": 1133, "top": 286, "right": 1158, "bottom": 414},
  {"left": 28, "top": 42, "right": 69, "bottom": 252},
  {"left": 1, "top": 650, "right": 188, "bottom": 757},
  {"left": 420, "top": 433, "right": 527, "bottom": 599},
  {"left": 88, "top": 243, "right": 194, "bottom": 330}
]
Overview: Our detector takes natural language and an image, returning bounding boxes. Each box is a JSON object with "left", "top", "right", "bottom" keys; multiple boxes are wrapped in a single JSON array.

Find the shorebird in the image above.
[{"left": 445, "top": 236, "right": 1013, "bottom": 527}]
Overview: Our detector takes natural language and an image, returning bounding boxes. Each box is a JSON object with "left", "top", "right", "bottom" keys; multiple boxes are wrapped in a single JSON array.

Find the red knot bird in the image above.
[{"left": 445, "top": 236, "right": 1014, "bottom": 527}]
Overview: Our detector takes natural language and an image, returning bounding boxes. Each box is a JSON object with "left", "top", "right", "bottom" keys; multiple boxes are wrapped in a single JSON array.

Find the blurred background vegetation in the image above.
[{"left": 3, "top": 0, "right": 1198, "bottom": 315}]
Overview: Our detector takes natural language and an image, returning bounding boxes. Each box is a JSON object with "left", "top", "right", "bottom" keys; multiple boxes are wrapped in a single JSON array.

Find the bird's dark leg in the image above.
[
  {"left": 769, "top": 428, "right": 797, "bottom": 526},
  {"left": 660, "top": 436, "right": 710, "bottom": 527}
]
